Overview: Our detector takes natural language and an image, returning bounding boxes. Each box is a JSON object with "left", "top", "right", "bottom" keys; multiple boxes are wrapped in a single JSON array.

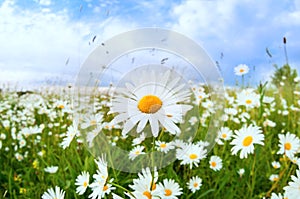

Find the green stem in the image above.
[
  {"left": 111, "top": 182, "right": 133, "bottom": 197},
  {"left": 249, "top": 154, "right": 256, "bottom": 198}
]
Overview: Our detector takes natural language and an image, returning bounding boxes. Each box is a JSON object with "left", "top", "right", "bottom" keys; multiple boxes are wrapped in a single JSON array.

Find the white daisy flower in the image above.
[
  {"left": 218, "top": 127, "right": 233, "bottom": 141},
  {"left": 176, "top": 143, "right": 207, "bottom": 169},
  {"left": 263, "top": 119, "right": 276, "bottom": 128},
  {"left": 271, "top": 161, "right": 281, "bottom": 169},
  {"left": 153, "top": 179, "right": 182, "bottom": 199},
  {"left": 89, "top": 156, "right": 115, "bottom": 199},
  {"left": 60, "top": 122, "right": 80, "bottom": 149},
  {"left": 237, "top": 168, "right": 245, "bottom": 177},
  {"left": 270, "top": 192, "right": 285, "bottom": 199},
  {"left": 236, "top": 89, "right": 260, "bottom": 108},
  {"left": 172, "top": 139, "right": 186, "bottom": 149},
  {"left": 86, "top": 126, "right": 102, "bottom": 147},
  {"left": 42, "top": 186, "right": 65, "bottom": 199},
  {"left": 290, "top": 156, "right": 300, "bottom": 166},
  {"left": 109, "top": 70, "right": 192, "bottom": 137},
  {"left": 89, "top": 173, "right": 115, "bottom": 199},
  {"left": 129, "top": 145, "right": 146, "bottom": 161},
  {"left": 132, "top": 132, "right": 146, "bottom": 146},
  {"left": 263, "top": 96, "right": 275, "bottom": 104},
  {"left": 209, "top": 155, "right": 223, "bottom": 171},
  {"left": 112, "top": 193, "right": 124, "bottom": 199},
  {"left": 155, "top": 141, "right": 174, "bottom": 153},
  {"left": 188, "top": 116, "right": 198, "bottom": 126},
  {"left": 44, "top": 166, "right": 58, "bottom": 173},
  {"left": 81, "top": 113, "right": 104, "bottom": 129},
  {"left": 187, "top": 176, "right": 202, "bottom": 193},
  {"left": 230, "top": 125, "right": 264, "bottom": 159},
  {"left": 75, "top": 171, "right": 90, "bottom": 195},
  {"left": 224, "top": 108, "right": 238, "bottom": 116},
  {"left": 234, "top": 64, "right": 249, "bottom": 76},
  {"left": 129, "top": 167, "right": 158, "bottom": 199},
  {"left": 102, "top": 179, "right": 116, "bottom": 198},
  {"left": 284, "top": 169, "right": 300, "bottom": 199},
  {"left": 277, "top": 132, "right": 300, "bottom": 159},
  {"left": 196, "top": 140, "right": 210, "bottom": 148},
  {"left": 94, "top": 155, "right": 108, "bottom": 182},
  {"left": 269, "top": 174, "right": 279, "bottom": 182}
]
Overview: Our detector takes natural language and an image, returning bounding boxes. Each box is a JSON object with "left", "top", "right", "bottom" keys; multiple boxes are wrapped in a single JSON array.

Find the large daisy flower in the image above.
[
  {"left": 230, "top": 124, "right": 264, "bottom": 159},
  {"left": 109, "top": 70, "right": 192, "bottom": 137},
  {"left": 277, "top": 132, "right": 300, "bottom": 159}
]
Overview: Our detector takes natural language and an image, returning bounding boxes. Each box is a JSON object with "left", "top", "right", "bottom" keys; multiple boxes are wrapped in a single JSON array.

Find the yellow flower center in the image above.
[
  {"left": 143, "top": 191, "right": 152, "bottom": 199},
  {"left": 90, "top": 120, "right": 97, "bottom": 125},
  {"left": 245, "top": 99, "right": 252, "bottom": 104},
  {"left": 103, "top": 185, "right": 108, "bottom": 191},
  {"left": 164, "top": 189, "right": 172, "bottom": 196},
  {"left": 57, "top": 104, "right": 65, "bottom": 109},
  {"left": 83, "top": 181, "right": 88, "bottom": 187},
  {"left": 284, "top": 142, "right": 291, "bottom": 150},
  {"left": 242, "top": 136, "right": 253, "bottom": 147},
  {"left": 211, "top": 161, "right": 217, "bottom": 167},
  {"left": 222, "top": 134, "right": 227, "bottom": 139},
  {"left": 160, "top": 143, "right": 167, "bottom": 148},
  {"left": 239, "top": 68, "right": 245, "bottom": 73},
  {"left": 152, "top": 183, "right": 156, "bottom": 191},
  {"left": 189, "top": 154, "right": 198, "bottom": 160},
  {"left": 135, "top": 151, "right": 140, "bottom": 155},
  {"left": 193, "top": 182, "right": 198, "bottom": 188},
  {"left": 138, "top": 95, "right": 162, "bottom": 114}
]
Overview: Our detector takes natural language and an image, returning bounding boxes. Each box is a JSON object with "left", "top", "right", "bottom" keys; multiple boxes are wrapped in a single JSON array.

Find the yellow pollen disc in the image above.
[
  {"left": 143, "top": 191, "right": 152, "bottom": 199},
  {"left": 135, "top": 151, "right": 140, "bottom": 155},
  {"left": 152, "top": 183, "right": 156, "bottom": 191},
  {"left": 103, "top": 185, "right": 108, "bottom": 191},
  {"left": 193, "top": 182, "right": 198, "bottom": 188},
  {"left": 211, "top": 161, "right": 217, "bottom": 167},
  {"left": 189, "top": 154, "right": 198, "bottom": 160},
  {"left": 57, "top": 105, "right": 64, "bottom": 109},
  {"left": 239, "top": 68, "right": 245, "bottom": 73},
  {"left": 90, "top": 120, "right": 97, "bottom": 125},
  {"left": 164, "top": 189, "right": 172, "bottom": 196},
  {"left": 242, "top": 136, "right": 253, "bottom": 147},
  {"left": 160, "top": 143, "right": 167, "bottom": 148},
  {"left": 83, "top": 181, "right": 88, "bottom": 187},
  {"left": 284, "top": 142, "right": 292, "bottom": 150},
  {"left": 222, "top": 134, "right": 227, "bottom": 139},
  {"left": 245, "top": 99, "right": 252, "bottom": 104},
  {"left": 138, "top": 95, "right": 162, "bottom": 114}
]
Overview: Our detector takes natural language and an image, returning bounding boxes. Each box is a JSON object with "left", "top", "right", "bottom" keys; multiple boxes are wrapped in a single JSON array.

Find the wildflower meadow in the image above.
[{"left": 1, "top": 60, "right": 300, "bottom": 199}]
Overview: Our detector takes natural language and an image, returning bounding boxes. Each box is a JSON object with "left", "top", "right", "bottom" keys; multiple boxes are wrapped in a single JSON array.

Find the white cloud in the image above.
[
  {"left": 0, "top": 0, "right": 136, "bottom": 88},
  {"left": 39, "top": 0, "right": 51, "bottom": 6},
  {"left": 274, "top": 1, "right": 300, "bottom": 26},
  {"left": 170, "top": 0, "right": 238, "bottom": 40},
  {"left": 169, "top": 0, "right": 300, "bottom": 84}
]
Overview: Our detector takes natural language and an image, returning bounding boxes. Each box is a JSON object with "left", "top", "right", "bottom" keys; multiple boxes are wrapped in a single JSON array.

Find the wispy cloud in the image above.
[{"left": 0, "top": 0, "right": 299, "bottom": 89}]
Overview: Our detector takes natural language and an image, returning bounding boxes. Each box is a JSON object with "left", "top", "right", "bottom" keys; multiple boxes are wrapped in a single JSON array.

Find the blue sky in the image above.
[{"left": 0, "top": 0, "right": 300, "bottom": 89}]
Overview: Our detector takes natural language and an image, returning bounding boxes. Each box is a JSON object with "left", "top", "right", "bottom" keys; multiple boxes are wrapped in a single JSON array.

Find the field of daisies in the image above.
[{"left": 1, "top": 64, "right": 300, "bottom": 199}]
